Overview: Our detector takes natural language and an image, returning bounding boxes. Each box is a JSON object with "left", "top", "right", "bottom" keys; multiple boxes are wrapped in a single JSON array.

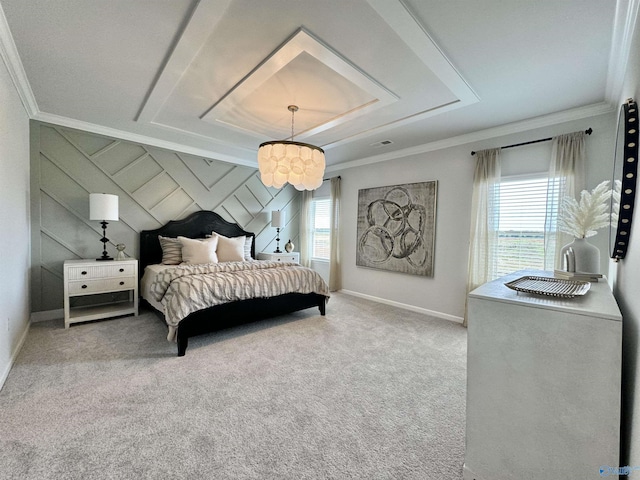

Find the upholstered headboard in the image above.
[{"left": 139, "top": 210, "right": 255, "bottom": 275}]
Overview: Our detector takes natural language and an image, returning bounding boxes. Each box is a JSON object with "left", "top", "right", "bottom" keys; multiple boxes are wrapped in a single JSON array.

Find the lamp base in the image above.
[
  {"left": 274, "top": 227, "right": 282, "bottom": 254},
  {"left": 97, "top": 222, "right": 114, "bottom": 261}
]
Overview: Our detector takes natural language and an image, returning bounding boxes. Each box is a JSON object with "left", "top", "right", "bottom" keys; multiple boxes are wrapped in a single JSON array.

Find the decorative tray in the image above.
[{"left": 504, "top": 275, "right": 591, "bottom": 298}]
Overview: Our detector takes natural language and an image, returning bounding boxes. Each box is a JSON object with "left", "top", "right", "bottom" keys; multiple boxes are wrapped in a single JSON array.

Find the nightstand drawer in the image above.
[
  {"left": 68, "top": 276, "right": 136, "bottom": 295},
  {"left": 257, "top": 252, "right": 300, "bottom": 263},
  {"left": 66, "top": 263, "right": 135, "bottom": 280}
]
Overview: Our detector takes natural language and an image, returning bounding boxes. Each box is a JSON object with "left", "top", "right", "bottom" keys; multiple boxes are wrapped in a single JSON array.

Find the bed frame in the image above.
[{"left": 139, "top": 210, "right": 327, "bottom": 356}]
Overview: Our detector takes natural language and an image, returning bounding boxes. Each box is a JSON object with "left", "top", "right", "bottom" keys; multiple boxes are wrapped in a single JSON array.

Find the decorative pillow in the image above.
[
  {"left": 178, "top": 236, "right": 219, "bottom": 265},
  {"left": 244, "top": 236, "right": 253, "bottom": 260},
  {"left": 158, "top": 236, "right": 182, "bottom": 265},
  {"left": 210, "top": 233, "right": 245, "bottom": 262}
]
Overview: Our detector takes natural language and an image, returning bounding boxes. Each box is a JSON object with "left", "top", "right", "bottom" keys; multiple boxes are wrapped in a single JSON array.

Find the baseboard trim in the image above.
[
  {"left": 462, "top": 463, "right": 485, "bottom": 480},
  {"left": 30, "top": 308, "right": 63, "bottom": 323},
  {"left": 339, "top": 290, "right": 464, "bottom": 324},
  {"left": 0, "top": 320, "right": 30, "bottom": 391}
]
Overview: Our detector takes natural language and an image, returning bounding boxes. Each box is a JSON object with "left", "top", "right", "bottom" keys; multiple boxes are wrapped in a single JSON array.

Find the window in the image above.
[
  {"left": 496, "top": 175, "right": 556, "bottom": 277},
  {"left": 311, "top": 198, "right": 330, "bottom": 260}
]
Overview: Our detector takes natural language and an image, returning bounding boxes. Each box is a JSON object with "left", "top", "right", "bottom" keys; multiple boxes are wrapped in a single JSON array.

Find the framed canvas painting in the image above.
[{"left": 356, "top": 181, "right": 437, "bottom": 276}]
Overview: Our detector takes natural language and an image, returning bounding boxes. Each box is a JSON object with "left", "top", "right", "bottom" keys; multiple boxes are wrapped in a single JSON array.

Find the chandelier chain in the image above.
[{"left": 288, "top": 104, "right": 298, "bottom": 141}]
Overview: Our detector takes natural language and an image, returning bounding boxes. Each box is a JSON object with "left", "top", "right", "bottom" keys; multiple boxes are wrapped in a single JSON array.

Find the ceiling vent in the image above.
[{"left": 370, "top": 140, "right": 394, "bottom": 148}]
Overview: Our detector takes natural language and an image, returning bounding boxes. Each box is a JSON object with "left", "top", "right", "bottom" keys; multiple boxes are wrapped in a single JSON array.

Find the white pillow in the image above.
[
  {"left": 210, "top": 233, "right": 245, "bottom": 262},
  {"left": 178, "top": 236, "right": 218, "bottom": 264},
  {"left": 244, "top": 236, "right": 253, "bottom": 260}
]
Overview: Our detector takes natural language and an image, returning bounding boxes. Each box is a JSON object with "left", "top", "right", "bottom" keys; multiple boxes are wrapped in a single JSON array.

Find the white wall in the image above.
[
  {"left": 612, "top": 10, "right": 640, "bottom": 468},
  {"left": 0, "top": 53, "right": 31, "bottom": 389},
  {"left": 336, "top": 144, "right": 474, "bottom": 321},
  {"left": 333, "top": 113, "right": 616, "bottom": 322}
]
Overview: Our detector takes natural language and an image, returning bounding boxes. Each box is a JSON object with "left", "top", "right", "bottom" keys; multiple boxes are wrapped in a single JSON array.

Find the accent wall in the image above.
[{"left": 30, "top": 122, "right": 300, "bottom": 313}]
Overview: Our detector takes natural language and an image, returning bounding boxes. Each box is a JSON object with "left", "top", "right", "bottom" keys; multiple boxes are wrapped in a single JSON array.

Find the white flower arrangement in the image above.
[
  {"left": 558, "top": 180, "right": 613, "bottom": 238},
  {"left": 611, "top": 179, "right": 622, "bottom": 225}
]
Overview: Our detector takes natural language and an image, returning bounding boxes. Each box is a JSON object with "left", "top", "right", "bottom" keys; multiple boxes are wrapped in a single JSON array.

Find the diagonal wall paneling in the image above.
[{"left": 30, "top": 122, "right": 301, "bottom": 312}]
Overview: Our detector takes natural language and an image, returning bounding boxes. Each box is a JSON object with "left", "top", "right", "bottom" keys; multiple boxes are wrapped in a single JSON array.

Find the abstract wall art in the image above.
[{"left": 356, "top": 181, "right": 437, "bottom": 276}]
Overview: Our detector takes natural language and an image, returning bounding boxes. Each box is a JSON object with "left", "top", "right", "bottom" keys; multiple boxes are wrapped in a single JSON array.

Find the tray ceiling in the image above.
[
  {"left": 0, "top": 0, "right": 627, "bottom": 168},
  {"left": 138, "top": 0, "right": 474, "bottom": 150}
]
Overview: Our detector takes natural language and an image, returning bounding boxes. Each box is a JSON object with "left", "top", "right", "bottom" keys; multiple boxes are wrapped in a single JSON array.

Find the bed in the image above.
[{"left": 140, "top": 210, "right": 329, "bottom": 356}]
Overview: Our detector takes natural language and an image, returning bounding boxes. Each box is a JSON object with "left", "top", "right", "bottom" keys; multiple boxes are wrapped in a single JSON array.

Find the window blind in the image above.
[
  {"left": 312, "top": 198, "right": 331, "bottom": 260},
  {"left": 496, "top": 176, "right": 554, "bottom": 277}
]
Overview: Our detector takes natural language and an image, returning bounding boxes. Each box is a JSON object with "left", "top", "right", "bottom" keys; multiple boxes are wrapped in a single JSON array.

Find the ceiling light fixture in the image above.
[{"left": 258, "top": 105, "right": 325, "bottom": 191}]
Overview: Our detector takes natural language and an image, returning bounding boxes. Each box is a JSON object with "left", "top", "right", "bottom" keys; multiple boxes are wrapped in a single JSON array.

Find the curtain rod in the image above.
[
  {"left": 322, "top": 175, "right": 341, "bottom": 182},
  {"left": 470, "top": 128, "right": 593, "bottom": 156}
]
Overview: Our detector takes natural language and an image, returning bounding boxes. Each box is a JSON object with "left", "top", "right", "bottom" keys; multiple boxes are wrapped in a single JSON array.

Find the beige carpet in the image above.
[{"left": 0, "top": 292, "right": 467, "bottom": 479}]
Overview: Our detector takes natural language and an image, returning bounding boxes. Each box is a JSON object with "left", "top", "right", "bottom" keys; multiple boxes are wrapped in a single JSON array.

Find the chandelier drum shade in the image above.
[{"left": 258, "top": 105, "right": 325, "bottom": 191}]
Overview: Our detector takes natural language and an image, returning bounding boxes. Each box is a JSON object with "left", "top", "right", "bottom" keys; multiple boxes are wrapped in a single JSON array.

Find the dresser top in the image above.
[
  {"left": 469, "top": 270, "right": 622, "bottom": 321},
  {"left": 64, "top": 258, "right": 137, "bottom": 265}
]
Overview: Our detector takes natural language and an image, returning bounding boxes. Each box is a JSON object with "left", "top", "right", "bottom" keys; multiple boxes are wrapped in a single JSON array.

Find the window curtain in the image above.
[
  {"left": 465, "top": 148, "right": 501, "bottom": 327},
  {"left": 299, "top": 190, "right": 313, "bottom": 268},
  {"left": 544, "top": 131, "right": 586, "bottom": 270},
  {"left": 328, "top": 177, "right": 341, "bottom": 291}
]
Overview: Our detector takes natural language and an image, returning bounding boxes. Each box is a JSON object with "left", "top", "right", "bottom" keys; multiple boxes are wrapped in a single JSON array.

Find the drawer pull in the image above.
[
  {"left": 81, "top": 285, "right": 88, "bottom": 289},
  {"left": 81, "top": 271, "right": 87, "bottom": 275},
  {"left": 119, "top": 268, "right": 124, "bottom": 272},
  {"left": 119, "top": 281, "right": 125, "bottom": 286}
]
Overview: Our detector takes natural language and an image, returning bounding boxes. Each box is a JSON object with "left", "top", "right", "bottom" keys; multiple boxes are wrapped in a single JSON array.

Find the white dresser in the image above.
[
  {"left": 257, "top": 252, "right": 300, "bottom": 264},
  {"left": 464, "top": 270, "right": 622, "bottom": 480},
  {"left": 63, "top": 259, "right": 139, "bottom": 328}
]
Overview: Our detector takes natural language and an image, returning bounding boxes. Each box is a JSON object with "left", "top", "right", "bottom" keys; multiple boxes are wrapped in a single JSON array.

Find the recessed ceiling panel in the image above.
[
  {"left": 201, "top": 29, "right": 396, "bottom": 140},
  {"left": 213, "top": 51, "right": 378, "bottom": 139}
]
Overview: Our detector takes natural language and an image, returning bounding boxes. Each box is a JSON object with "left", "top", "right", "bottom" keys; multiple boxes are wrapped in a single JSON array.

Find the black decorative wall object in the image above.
[{"left": 610, "top": 98, "right": 638, "bottom": 260}]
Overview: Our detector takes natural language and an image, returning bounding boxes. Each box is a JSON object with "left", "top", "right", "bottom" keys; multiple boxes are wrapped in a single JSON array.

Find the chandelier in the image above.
[{"left": 258, "top": 105, "right": 325, "bottom": 191}]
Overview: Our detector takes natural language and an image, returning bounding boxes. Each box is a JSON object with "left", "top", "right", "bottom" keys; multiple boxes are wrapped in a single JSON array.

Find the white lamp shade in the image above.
[
  {"left": 89, "top": 193, "right": 119, "bottom": 221},
  {"left": 258, "top": 141, "right": 325, "bottom": 190},
  {"left": 271, "top": 210, "right": 285, "bottom": 228}
]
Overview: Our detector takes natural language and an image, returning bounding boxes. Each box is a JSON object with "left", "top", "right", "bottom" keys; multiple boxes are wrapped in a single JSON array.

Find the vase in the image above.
[
  {"left": 560, "top": 237, "right": 600, "bottom": 274},
  {"left": 284, "top": 239, "right": 294, "bottom": 253},
  {"left": 115, "top": 243, "right": 126, "bottom": 261}
]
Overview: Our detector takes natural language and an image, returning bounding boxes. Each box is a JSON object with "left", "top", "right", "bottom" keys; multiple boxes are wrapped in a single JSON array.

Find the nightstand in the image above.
[
  {"left": 63, "top": 259, "right": 139, "bottom": 328},
  {"left": 257, "top": 252, "right": 300, "bottom": 264}
]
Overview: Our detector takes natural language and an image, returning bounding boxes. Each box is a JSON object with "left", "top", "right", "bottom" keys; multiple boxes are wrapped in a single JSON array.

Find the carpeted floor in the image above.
[{"left": 0, "top": 292, "right": 467, "bottom": 480}]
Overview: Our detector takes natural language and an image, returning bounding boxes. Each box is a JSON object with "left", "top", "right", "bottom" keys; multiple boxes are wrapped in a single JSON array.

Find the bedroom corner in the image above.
[{"left": 0, "top": 49, "right": 30, "bottom": 390}]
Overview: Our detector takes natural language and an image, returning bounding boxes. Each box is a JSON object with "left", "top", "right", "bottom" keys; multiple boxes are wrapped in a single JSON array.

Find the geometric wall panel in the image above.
[{"left": 30, "top": 122, "right": 301, "bottom": 312}]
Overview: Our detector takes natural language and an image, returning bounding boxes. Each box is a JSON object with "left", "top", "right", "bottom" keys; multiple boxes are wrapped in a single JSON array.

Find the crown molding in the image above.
[
  {"left": 33, "top": 102, "right": 617, "bottom": 174},
  {"left": 0, "top": 3, "right": 38, "bottom": 116},
  {"left": 325, "top": 102, "right": 616, "bottom": 172},
  {"left": 605, "top": 0, "right": 639, "bottom": 104},
  {"left": 33, "top": 111, "right": 257, "bottom": 168},
  {"left": 1, "top": 0, "right": 626, "bottom": 174}
]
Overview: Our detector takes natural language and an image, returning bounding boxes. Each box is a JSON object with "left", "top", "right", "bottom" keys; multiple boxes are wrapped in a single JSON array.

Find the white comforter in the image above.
[{"left": 148, "top": 260, "right": 330, "bottom": 340}]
